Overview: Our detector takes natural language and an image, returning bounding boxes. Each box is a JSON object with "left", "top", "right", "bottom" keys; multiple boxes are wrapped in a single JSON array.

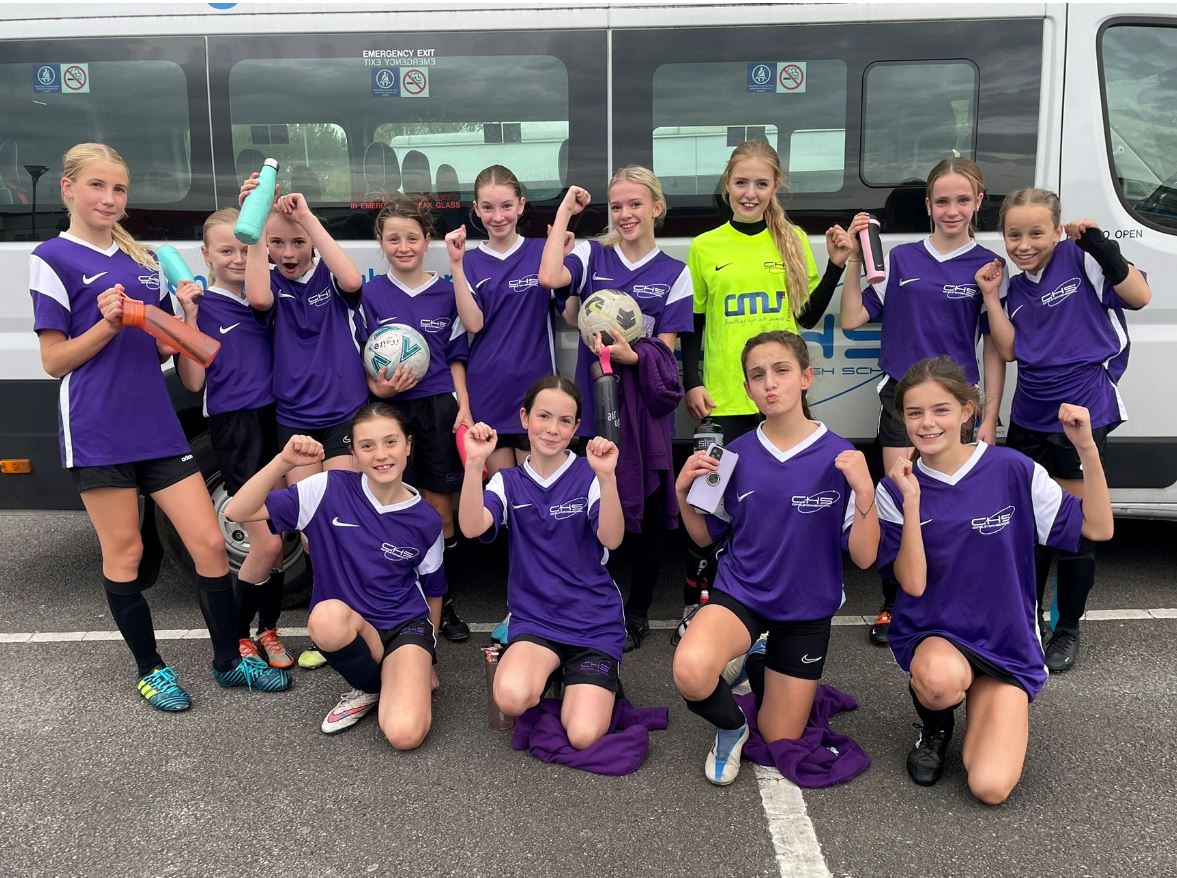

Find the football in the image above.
[
  {"left": 363, "top": 323, "right": 431, "bottom": 381},
  {"left": 576, "top": 288, "right": 644, "bottom": 348}
]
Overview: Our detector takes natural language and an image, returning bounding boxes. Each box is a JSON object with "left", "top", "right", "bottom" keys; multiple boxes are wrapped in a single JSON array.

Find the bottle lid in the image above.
[{"left": 262, "top": 157, "right": 280, "bottom": 171}]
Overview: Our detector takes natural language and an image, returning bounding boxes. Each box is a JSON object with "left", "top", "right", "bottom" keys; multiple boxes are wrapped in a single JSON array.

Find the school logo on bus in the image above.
[{"left": 724, "top": 290, "right": 787, "bottom": 317}]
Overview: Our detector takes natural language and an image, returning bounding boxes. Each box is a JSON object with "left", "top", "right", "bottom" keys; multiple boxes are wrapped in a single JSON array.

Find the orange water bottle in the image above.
[{"left": 120, "top": 293, "right": 221, "bottom": 367}]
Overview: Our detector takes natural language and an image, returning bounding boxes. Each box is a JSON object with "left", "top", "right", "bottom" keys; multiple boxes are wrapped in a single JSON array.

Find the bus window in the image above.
[
  {"left": 650, "top": 59, "right": 848, "bottom": 201},
  {"left": 229, "top": 118, "right": 350, "bottom": 203},
  {"left": 0, "top": 55, "right": 206, "bottom": 241},
  {"left": 1101, "top": 24, "right": 1177, "bottom": 233},
  {"left": 862, "top": 61, "right": 977, "bottom": 187}
]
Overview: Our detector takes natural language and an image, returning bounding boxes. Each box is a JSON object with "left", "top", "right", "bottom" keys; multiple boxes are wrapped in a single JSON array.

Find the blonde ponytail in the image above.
[
  {"left": 61, "top": 142, "right": 157, "bottom": 271},
  {"left": 721, "top": 141, "right": 810, "bottom": 317}
]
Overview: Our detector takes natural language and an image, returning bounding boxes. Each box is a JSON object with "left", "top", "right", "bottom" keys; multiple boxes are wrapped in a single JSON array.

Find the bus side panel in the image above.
[{"left": 0, "top": 378, "right": 80, "bottom": 510}]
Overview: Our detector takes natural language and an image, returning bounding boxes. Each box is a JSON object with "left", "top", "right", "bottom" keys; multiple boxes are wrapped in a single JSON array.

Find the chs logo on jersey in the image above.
[
  {"left": 1041, "top": 277, "right": 1081, "bottom": 308},
  {"left": 382, "top": 543, "right": 420, "bottom": 561},
  {"left": 791, "top": 491, "right": 840, "bottom": 514},
  {"left": 971, "top": 505, "right": 1015, "bottom": 535},
  {"left": 508, "top": 274, "right": 540, "bottom": 293},
  {"left": 549, "top": 497, "right": 588, "bottom": 520},
  {"left": 631, "top": 283, "right": 669, "bottom": 300},
  {"left": 419, "top": 318, "right": 450, "bottom": 333},
  {"left": 943, "top": 283, "right": 978, "bottom": 299},
  {"left": 308, "top": 289, "right": 333, "bottom": 307},
  {"left": 139, "top": 274, "right": 161, "bottom": 291}
]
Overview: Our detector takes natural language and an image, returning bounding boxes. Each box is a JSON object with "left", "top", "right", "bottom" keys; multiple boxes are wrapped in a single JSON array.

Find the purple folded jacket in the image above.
[
  {"left": 511, "top": 696, "right": 669, "bottom": 776},
  {"left": 735, "top": 685, "right": 871, "bottom": 788}
]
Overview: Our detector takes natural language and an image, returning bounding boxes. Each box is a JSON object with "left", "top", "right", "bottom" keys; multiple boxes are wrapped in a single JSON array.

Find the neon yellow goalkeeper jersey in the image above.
[{"left": 688, "top": 222, "right": 820, "bottom": 416}]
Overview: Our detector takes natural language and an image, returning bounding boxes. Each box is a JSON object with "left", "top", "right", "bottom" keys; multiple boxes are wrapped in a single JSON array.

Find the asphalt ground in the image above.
[{"left": 0, "top": 512, "right": 1174, "bottom": 878}]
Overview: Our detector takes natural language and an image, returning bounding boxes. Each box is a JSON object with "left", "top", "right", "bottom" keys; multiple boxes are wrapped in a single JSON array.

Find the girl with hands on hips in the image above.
[
  {"left": 673, "top": 330, "right": 878, "bottom": 787},
  {"left": 458, "top": 376, "right": 628, "bottom": 753},
  {"left": 873, "top": 357, "right": 1113, "bottom": 805}
]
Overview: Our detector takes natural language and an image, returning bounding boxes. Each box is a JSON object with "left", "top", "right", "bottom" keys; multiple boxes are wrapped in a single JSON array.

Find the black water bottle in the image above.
[
  {"left": 590, "top": 356, "right": 621, "bottom": 444},
  {"left": 693, "top": 417, "right": 723, "bottom": 453}
]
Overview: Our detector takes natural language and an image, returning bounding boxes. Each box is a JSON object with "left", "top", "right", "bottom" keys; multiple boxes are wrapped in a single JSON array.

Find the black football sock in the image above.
[
  {"left": 1055, "top": 538, "right": 1096, "bottom": 634},
  {"left": 685, "top": 677, "right": 746, "bottom": 730},
  {"left": 235, "top": 576, "right": 263, "bottom": 640},
  {"left": 256, "top": 569, "right": 285, "bottom": 634},
  {"left": 321, "top": 635, "right": 381, "bottom": 694},
  {"left": 197, "top": 573, "right": 239, "bottom": 672},
  {"left": 104, "top": 578, "right": 163, "bottom": 677},
  {"left": 909, "top": 682, "right": 960, "bottom": 731}
]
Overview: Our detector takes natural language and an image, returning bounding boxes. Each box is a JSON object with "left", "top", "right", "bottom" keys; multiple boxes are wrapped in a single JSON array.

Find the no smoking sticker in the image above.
[
  {"left": 62, "top": 63, "right": 90, "bottom": 94},
  {"left": 777, "top": 62, "right": 805, "bottom": 93},
  {"left": 400, "top": 67, "right": 429, "bottom": 98},
  {"left": 746, "top": 61, "right": 807, "bottom": 94}
]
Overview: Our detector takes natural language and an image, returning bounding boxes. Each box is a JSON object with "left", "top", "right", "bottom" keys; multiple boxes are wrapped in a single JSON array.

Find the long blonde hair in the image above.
[
  {"left": 597, "top": 164, "right": 666, "bottom": 248},
  {"left": 201, "top": 207, "right": 240, "bottom": 287},
  {"left": 61, "top": 143, "right": 157, "bottom": 271},
  {"left": 721, "top": 141, "right": 809, "bottom": 317}
]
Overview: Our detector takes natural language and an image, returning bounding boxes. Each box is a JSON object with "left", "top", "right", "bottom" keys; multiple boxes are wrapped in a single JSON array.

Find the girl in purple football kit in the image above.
[
  {"left": 361, "top": 196, "right": 472, "bottom": 641},
  {"left": 876, "top": 357, "right": 1114, "bottom": 804},
  {"left": 29, "top": 143, "right": 290, "bottom": 711},
  {"left": 538, "top": 167, "right": 692, "bottom": 652},
  {"left": 241, "top": 172, "right": 368, "bottom": 671},
  {"left": 838, "top": 159, "right": 1007, "bottom": 647},
  {"left": 175, "top": 208, "right": 292, "bottom": 671},
  {"left": 446, "top": 164, "right": 561, "bottom": 476},
  {"left": 226, "top": 403, "right": 446, "bottom": 745},
  {"left": 459, "top": 376, "right": 624, "bottom": 751},
  {"left": 976, "top": 189, "right": 1150, "bottom": 673},
  {"left": 673, "top": 331, "right": 879, "bottom": 786}
]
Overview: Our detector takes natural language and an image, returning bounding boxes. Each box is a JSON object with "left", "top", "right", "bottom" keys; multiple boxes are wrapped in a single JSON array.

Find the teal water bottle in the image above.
[
  {"left": 235, "top": 158, "right": 279, "bottom": 244},
  {"left": 156, "top": 244, "right": 195, "bottom": 288}
]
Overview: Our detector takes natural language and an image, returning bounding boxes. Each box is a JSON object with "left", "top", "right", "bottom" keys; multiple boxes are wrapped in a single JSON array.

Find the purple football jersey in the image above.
[
  {"left": 558, "top": 240, "right": 693, "bottom": 435},
  {"left": 29, "top": 233, "right": 190, "bottom": 468},
  {"left": 876, "top": 443, "right": 1082, "bottom": 699},
  {"left": 481, "top": 453, "right": 625, "bottom": 659},
  {"left": 360, "top": 273, "right": 470, "bottom": 401},
  {"left": 1005, "top": 239, "right": 1136, "bottom": 432},
  {"left": 464, "top": 238, "right": 557, "bottom": 433},
  {"left": 267, "top": 259, "right": 369, "bottom": 429},
  {"left": 192, "top": 286, "right": 274, "bottom": 416},
  {"left": 704, "top": 424, "right": 856, "bottom": 622},
  {"left": 265, "top": 471, "right": 446, "bottom": 629},
  {"left": 862, "top": 240, "right": 1004, "bottom": 384}
]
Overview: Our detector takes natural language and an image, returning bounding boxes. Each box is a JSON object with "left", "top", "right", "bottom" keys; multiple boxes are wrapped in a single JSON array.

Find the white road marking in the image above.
[
  {"left": 754, "top": 765, "right": 833, "bottom": 878},
  {"left": 2, "top": 610, "right": 1174, "bottom": 644}
]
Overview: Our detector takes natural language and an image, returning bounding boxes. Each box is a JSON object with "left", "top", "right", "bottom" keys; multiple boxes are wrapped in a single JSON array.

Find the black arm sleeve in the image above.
[
  {"left": 1076, "top": 227, "right": 1130, "bottom": 286},
  {"left": 797, "top": 259, "right": 844, "bottom": 329},
  {"left": 680, "top": 312, "right": 706, "bottom": 390}
]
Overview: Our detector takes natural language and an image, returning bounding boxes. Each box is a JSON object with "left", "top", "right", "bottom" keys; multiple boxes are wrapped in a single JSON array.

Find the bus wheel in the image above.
[{"left": 155, "top": 432, "right": 312, "bottom": 609}]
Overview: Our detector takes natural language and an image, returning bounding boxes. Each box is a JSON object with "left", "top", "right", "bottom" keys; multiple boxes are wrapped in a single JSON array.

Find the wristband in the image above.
[
  {"left": 855, "top": 497, "right": 876, "bottom": 518},
  {"left": 1076, "top": 227, "right": 1130, "bottom": 286}
]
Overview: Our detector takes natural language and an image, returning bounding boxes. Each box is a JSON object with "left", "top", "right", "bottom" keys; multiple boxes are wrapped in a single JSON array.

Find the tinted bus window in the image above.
[
  {"left": 1101, "top": 23, "right": 1177, "bottom": 233},
  {"left": 651, "top": 59, "right": 847, "bottom": 197},
  {"left": 0, "top": 38, "right": 212, "bottom": 242},
  {"left": 862, "top": 61, "right": 977, "bottom": 186},
  {"left": 212, "top": 33, "right": 603, "bottom": 239}
]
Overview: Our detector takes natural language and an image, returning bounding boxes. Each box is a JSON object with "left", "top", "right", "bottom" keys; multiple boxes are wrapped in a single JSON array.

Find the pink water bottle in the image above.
[{"left": 858, "top": 214, "right": 886, "bottom": 285}]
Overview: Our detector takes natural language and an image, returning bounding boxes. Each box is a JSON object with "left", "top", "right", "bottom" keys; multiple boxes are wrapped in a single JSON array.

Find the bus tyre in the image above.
[{"left": 155, "top": 432, "right": 312, "bottom": 609}]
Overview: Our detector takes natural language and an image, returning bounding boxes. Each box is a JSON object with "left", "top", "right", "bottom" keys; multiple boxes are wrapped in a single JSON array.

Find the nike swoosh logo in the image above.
[
  {"left": 899, "top": 277, "right": 919, "bottom": 287},
  {"left": 378, "top": 316, "right": 400, "bottom": 324},
  {"left": 331, "top": 517, "right": 359, "bottom": 528},
  {"left": 218, "top": 323, "right": 241, "bottom": 335},
  {"left": 591, "top": 273, "right": 613, "bottom": 282},
  {"left": 327, "top": 705, "right": 372, "bottom": 721},
  {"left": 715, "top": 262, "right": 733, "bottom": 271},
  {"left": 737, "top": 490, "right": 755, "bottom": 502},
  {"left": 920, "top": 518, "right": 934, "bottom": 526},
  {"left": 474, "top": 278, "right": 490, "bottom": 290},
  {"left": 278, "top": 292, "right": 297, "bottom": 300},
  {"left": 1009, "top": 304, "right": 1025, "bottom": 319},
  {"left": 82, "top": 272, "right": 108, "bottom": 285},
  {"left": 800, "top": 654, "right": 823, "bottom": 664},
  {"left": 511, "top": 503, "right": 532, "bottom": 510}
]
